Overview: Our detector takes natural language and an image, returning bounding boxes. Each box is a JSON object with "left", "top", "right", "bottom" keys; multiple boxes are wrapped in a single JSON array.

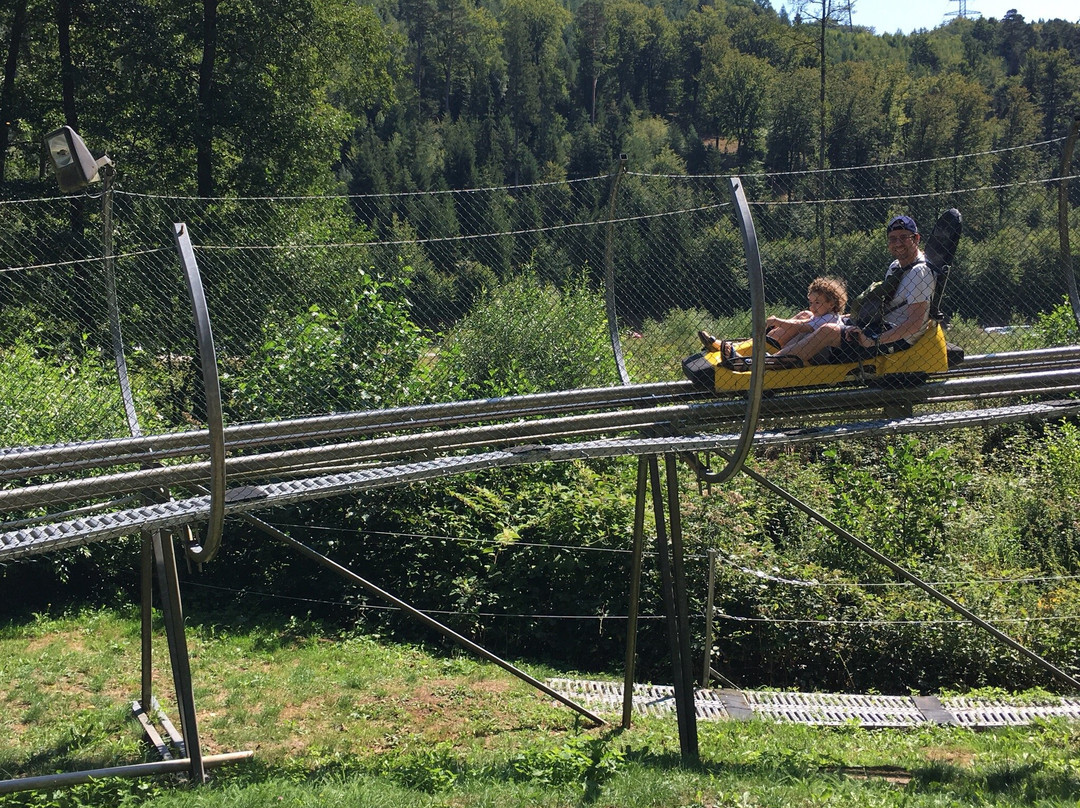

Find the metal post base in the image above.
[{"left": 0, "top": 752, "right": 254, "bottom": 795}]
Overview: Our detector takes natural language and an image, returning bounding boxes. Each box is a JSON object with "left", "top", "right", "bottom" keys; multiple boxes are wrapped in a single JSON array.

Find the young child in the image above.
[
  {"left": 698, "top": 276, "right": 848, "bottom": 362},
  {"left": 766, "top": 276, "right": 848, "bottom": 349}
]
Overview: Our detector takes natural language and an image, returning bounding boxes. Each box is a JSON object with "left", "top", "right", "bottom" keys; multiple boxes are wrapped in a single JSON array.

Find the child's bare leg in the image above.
[{"left": 767, "top": 324, "right": 798, "bottom": 346}]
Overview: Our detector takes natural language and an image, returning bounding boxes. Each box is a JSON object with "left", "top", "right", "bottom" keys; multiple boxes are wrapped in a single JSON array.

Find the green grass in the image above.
[{"left": 1, "top": 608, "right": 1079, "bottom": 806}]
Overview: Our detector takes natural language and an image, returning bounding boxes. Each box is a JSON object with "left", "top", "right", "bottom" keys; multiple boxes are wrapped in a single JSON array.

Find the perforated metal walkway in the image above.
[{"left": 546, "top": 679, "right": 1080, "bottom": 728}]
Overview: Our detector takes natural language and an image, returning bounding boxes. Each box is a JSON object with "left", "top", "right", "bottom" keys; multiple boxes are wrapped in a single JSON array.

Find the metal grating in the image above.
[{"left": 546, "top": 679, "right": 1080, "bottom": 728}]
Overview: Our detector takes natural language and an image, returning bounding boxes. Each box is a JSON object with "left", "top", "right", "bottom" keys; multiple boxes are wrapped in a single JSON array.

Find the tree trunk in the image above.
[
  {"left": 817, "top": 4, "right": 827, "bottom": 273},
  {"left": 57, "top": 0, "right": 96, "bottom": 339},
  {"left": 0, "top": 0, "right": 29, "bottom": 183},
  {"left": 58, "top": 0, "right": 78, "bottom": 129},
  {"left": 196, "top": 0, "right": 218, "bottom": 197}
]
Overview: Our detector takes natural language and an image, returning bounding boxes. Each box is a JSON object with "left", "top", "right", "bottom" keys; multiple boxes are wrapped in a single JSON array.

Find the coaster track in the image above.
[{"left": 3, "top": 351, "right": 1080, "bottom": 561}]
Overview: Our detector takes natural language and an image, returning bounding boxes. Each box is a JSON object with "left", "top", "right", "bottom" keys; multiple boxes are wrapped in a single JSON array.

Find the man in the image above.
[{"left": 769, "top": 214, "right": 935, "bottom": 367}]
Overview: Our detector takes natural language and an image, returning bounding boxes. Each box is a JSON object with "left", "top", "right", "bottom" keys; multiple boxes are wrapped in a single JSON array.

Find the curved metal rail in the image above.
[
  {"left": 174, "top": 222, "right": 226, "bottom": 563},
  {"left": 707, "top": 177, "right": 766, "bottom": 484}
]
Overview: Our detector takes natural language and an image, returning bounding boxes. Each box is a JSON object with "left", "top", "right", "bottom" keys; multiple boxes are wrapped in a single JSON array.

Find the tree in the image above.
[
  {"left": 674, "top": 5, "right": 730, "bottom": 125},
  {"left": 992, "top": 81, "right": 1041, "bottom": 225},
  {"left": 997, "top": 9, "right": 1034, "bottom": 76},
  {"left": 766, "top": 67, "right": 817, "bottom": 172},
  {"left": 397, "top": 0, "right": 439, "bottom": 116},
  {"left": 701, "top": 49, "right": 774, "bottom": 164},
  {"left": 796, "top": 0, "right": 855, "bottom": 171},
  {"left": 196, "top": 0, "right": 218, "bottom": 196},
  {"left": 198, "top": 0, "right": 394, "bottom": 195},
  {"left": 575, "top": 0, "right": 607, "bottom": 124},
  {"left": 796, "top": 0, "right": 856, "bottom": 269},
  {"left": 603, "top": 0, "right": 660, "bottom": 111},
  {"left": 1022, "top": 48, "right": 1080, "bottom": 140},
  {"left": 502, "top": 0, "right": 572, "bottom": 174},
  {"left": 825, "top": 61, "right": 900, "bottom": 168}
]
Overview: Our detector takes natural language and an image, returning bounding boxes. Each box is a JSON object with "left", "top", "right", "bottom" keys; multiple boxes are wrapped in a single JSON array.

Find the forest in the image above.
[
  {"left": 2, "top": 0, "right": 1080, "bottom": 698},
  {"left": 2, "top": 0, "right": 1079, "bottom": 198}
]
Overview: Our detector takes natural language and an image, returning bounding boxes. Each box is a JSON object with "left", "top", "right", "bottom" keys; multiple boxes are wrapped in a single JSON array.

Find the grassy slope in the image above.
[{"left": 1, "top": 609, "right": 1079, "bottom": 807}]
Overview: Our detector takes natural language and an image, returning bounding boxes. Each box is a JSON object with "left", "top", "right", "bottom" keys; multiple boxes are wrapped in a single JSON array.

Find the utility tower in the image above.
[{"left": 945, "top": 0, "right": 980, "bottom": 23}]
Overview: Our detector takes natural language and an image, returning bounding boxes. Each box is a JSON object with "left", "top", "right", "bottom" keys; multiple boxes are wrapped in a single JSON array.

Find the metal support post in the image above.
[
  {"left": 702, "top": 548, "right": 717, "bottom": 687},
  {"left": 150, "top": 529, "right": 205, "bottom": 783},
  {"left": 622, "top": 456, "right": 649, "bottom": 729},
  {"left": 1059, "top": 114, "right": 1080, "bottom": 330},
  {"left": 665, "top": 454, "right": 699, "bottom": 761},
  {"left": 648, "top": 455, "right": 698, "bottom": 763}
]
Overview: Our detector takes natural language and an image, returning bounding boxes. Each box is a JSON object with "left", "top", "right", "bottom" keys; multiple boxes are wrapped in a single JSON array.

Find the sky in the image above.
[{"left": 787, "top": 0, "right": 1080, "bottom": 35}]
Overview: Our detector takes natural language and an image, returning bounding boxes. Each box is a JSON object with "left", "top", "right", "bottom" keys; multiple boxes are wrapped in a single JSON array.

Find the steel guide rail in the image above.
[
  {"left": 3, "top": 347, "right": 1077, "bottom": 484},
  {"left": 3, "top": 365, "right": 1080, "bottom": 515},
  {"left": 3, "top": 345, "right": 1077, "bottom": 479},
  {"left": 3, "top": 397, "right": 1079, "bottom": 561}
]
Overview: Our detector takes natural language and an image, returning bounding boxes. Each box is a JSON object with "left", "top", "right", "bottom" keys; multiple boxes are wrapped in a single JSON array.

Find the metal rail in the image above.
[
  {"left": 708, "top": 176, "right": 766, "bottom": 484},
  {"left": 3, "top": 363, "right": 1080, "bottom": 515},
  {"left": 174, "top": 222, "right": 226, "bottom": 563},
  {"left": 0, "top": 752, "right": 253, "bottom": 795},
  {"left": 4, "top": 398, "right": 1079, "bottom": 561},
  {"left": 5, "top": 346, "right": 1079, "bottom": 481}
]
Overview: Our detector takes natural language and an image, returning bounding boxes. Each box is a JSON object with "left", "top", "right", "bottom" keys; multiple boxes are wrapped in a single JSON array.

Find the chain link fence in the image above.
[{"left": 1, "top": 135, "right": 1077, "bottom": 476}]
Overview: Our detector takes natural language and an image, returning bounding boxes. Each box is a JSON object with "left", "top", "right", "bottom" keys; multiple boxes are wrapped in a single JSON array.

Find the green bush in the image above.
[
  {"left": 435, "top": 272, "right": 618, "bottom": 398},
  {"left": 0, "top": 337, "right": 131, "bottom": 446},
  {"left": 1033, "top": 295, "right": 1080, "bottom": 347},
  {"left": 223, "top": 270, "right": 426, "bottom": 421}
]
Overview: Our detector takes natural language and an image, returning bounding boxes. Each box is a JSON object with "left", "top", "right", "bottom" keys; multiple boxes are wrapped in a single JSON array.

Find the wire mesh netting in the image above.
[{"left": 2, "top": 136, "right": 1079, "bottom": 548}]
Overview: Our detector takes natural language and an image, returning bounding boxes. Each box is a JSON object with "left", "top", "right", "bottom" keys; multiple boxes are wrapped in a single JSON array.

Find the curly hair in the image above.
[{"left": 808, "top": 276, "right": 847, "bottom": 314}]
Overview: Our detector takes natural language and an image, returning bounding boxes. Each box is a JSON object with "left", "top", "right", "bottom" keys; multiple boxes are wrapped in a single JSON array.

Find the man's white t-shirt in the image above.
[{"left": 886, "top": 253, "right": 935, "bottom": 342}]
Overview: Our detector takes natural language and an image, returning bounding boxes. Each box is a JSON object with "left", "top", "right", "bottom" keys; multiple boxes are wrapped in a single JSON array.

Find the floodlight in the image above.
[{"left": 44, "top": 125, "right": 112, "bottom": 193}]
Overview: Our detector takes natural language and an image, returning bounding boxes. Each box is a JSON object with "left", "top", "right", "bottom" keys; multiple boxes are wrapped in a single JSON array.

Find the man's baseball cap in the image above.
[{"left": 887, "top": 215, "right": 918, "bottom": 234}]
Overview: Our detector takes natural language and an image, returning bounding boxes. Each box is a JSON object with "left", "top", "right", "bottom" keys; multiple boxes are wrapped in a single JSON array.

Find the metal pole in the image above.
[
  {"left": 140, "top": 533, "right": 154, "bottom": 710},
  {"left": 239, "top": 513, "right": 606, "bottom": 726},
  {"left": 622, "top": 456, "right": 649, "bottom": 729},
  {"left": 1059, "top": 114, "right": 1080, "bottom": 330},
  {"left": 150, "top": 529, "right": 206, "bottom": 782},
  {"left": 702, "top": 548, "right": 717, "bottom": 687},
  {"left": 100, "top": 164, "right": 140, "bottom": 438},
  {"left": 648, "top": 457, "right": 695, "bottom": 761},
  {"left": 0, "top": 752, "right": 252, "bottom": 795},
  {"left": 173, "top": 222, "right": 226, "bottom": 563},
  {"left": 604, "top": 155, "right": 630, "bottom": 385},
  {"left": 665, "top": 453, "right": 699, "bottom": 761}
]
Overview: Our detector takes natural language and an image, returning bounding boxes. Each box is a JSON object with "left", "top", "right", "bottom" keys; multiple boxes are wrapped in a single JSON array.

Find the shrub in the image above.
[
  {"left": 223, "top": 270, "right": 426, "bottom": 421},
  {"left": 1033, "top": 295, "right": 1080, "bottom": 347},
  {"left": 436, "top": 272, "right": 618, "bottom": 398},
  {"left": 0, "top": 337, "right": 131, "bottom": 446}
]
